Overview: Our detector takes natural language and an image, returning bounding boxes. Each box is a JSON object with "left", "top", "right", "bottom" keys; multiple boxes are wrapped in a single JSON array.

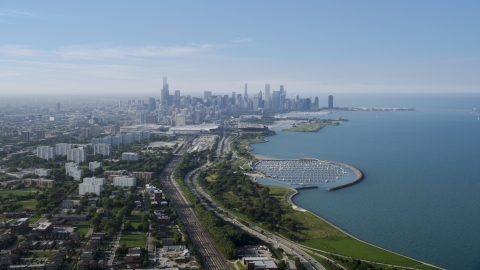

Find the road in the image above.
[{"left": 159, "top": 136, "right": 231, "bottom": 270}]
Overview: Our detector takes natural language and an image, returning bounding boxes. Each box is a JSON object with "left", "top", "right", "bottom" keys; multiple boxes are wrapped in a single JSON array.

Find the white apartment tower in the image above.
[
  {"left": 67, "top": 147, "right": 87, "bottom": 163},
  {"left": 94, "top": 143, "right": 111, "bottom": 156},
  {"left": 37, "top": 146, "right": 55, "bottom": 161},
  {"left": 113, "top": 176, "right": 136, "bottom": 187},
  {"left": 55, "top": 143, "right": 72, "bottom": 156}
]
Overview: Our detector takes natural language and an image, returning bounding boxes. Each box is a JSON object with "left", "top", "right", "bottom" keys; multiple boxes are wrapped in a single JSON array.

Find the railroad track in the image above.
[{"left": 159, "top": 137, "right": 231, "bottom": 270}]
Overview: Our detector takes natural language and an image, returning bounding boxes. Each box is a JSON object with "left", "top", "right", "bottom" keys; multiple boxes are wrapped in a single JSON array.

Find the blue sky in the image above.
[{"left": 1, "top": 1, "right": 479, "bottom": 96}]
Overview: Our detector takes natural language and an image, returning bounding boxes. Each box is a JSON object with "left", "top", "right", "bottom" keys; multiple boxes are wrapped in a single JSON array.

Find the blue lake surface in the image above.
[{"left": 251, "top": 93, "right": 480, "bottom": 270}]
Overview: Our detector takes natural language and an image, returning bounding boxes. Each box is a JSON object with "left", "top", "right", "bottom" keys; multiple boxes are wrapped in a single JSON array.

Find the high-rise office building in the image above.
[
  {"left": 204, "top": 91, "right": 212, "bottom": 100},
  {"left": 174, "top": 90, "right": 181, "bottom": 108},
  {"left": 272, "top": 91, "right": 280, "bottom": 110},
  {"left": 314, "top": 96, "right": 319, "bottom": 108},
  {"left": 148, "top": 97, "right": 156, "bottom": 111},
  {"left": 37, "top": 146, "right": 55, "bottom": 160},
  {"left": 21, "top": 132, "right": 30, "bottom": 143},
  {"left": 244, "top": 83, "right": 248, "bottom": 100},
  {"left": 264, "top": 84, "right": 271, "bottom": 109},
  {"left": 36, "top": 130, "right": 45, "bottom": 140},
  {"left": 328, "top": 95, "right": 334, "bottom": 109},
  {"left": 161, "top": 77, "right": 170, "bottom": 108}
]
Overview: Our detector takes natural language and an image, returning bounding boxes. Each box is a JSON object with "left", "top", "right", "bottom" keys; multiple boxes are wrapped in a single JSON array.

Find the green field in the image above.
[
  {"left": 1, "top": 199, "right": 38, "bottom": 210},
  {"left": 119, "top": 232, "right": 146, "bottom": 248}
]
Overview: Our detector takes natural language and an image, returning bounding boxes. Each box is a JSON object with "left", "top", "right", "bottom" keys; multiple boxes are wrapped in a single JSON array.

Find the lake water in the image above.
[{"left": 251, "top": 93, "right": 480, "bottom": 270}]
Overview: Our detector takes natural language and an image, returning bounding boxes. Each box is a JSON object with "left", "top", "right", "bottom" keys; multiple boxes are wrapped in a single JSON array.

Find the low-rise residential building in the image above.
[
  {"left": 34, "top": 168, "right": 51, "bottom": 177},
  {"left": 83, "top": 177, "right": 106, "bottom": 185},
  {"left": 22, "top": 178, "right": 55, "bottom": 187},
  {"left": 10, "top": 218, "right": 29, "bottom": 234},
  {"left": 88, "top": 161, "right": 102, "bottom": 172},
  {"left": 122, "top": 152, "right": 139, "bottom": 161},
  {"left": 242, "top": 257, "right": 278, "bottom": 270}
]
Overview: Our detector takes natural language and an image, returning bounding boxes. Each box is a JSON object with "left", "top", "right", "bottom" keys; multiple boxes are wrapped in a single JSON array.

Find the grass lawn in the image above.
[
  {"left": 120, "top": 232, "right": 146, "bottom": 248},
  {"left": 1, "top": 199, "right": 38, "bottom": 210},
  {"left": 125, "top": 211, "right": 143, "bottom": 229},
  {"left": 28, "top": 214, "right": 43, "bottom": 224},
  {"left": 0, "top": 189, "right": 38, "bottom": 198},
  {"left": 75, "top": 221, "right": 90, "bottom": 235}
]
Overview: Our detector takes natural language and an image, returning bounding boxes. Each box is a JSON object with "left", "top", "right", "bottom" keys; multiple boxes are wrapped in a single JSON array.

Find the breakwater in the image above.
[
  {"left": 294, "top": 185, "right": 319, "bottom": 190},
  {"left": 325, "top": 161, "right": 364, "bottom": 191}
]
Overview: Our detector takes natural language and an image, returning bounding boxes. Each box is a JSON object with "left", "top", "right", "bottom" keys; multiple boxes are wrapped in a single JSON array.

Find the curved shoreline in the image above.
[
  {"left": 285, "top": 189, "right": 443, "bottom": 269},
  {"left": 246, "top": 135, "right": 442, "bottom": 269}
]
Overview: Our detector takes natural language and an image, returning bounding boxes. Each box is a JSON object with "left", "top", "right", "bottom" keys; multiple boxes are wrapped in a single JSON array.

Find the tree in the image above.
[
  {"left": 174, "top": 233, "right": 182, "bottom": 244},
  {"left": 277, "top": 260, "right": 287, "bottom": 270},
  {"left": 107, "top": 227, "right": 117, "bottom": 237}
]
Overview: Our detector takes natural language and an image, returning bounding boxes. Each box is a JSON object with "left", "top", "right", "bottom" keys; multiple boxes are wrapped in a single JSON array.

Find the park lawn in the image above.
[
  {"left": 0, "top": 189, "right": 38, "bottom": 198},
  {"left": 26, "top": 250, "right": 56, "bottom": 258},
  {"left": 304, "top": 238, "right": 439, "bottom": 269},
  {"left": 28, "top": 214, "right": 42, "bottom": 224},
  {"left": 266, "top": 186, "right": 439, "bottom": 269},
  {"left": 283, "top": 122, "right": 329, "bottom": 132},
  {"left": 204, "top": 174, "right": 217, "bottom": 183},
  {"left": 120, "top": 232, "right": 146, "bottom": 248},
  {"left": 1, "top": 199, "right": 38, "bottom": 210},
  {"left": 75, "top": 224, "right": 90, "bottom": 235},
  {"left": 126, "top": 211, "right": 143, "bottom": 228}
]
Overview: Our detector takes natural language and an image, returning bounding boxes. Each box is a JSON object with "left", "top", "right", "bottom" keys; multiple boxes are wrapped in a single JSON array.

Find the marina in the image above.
[{"left": 253, "top": 159, "right": 350, "bottom": 186}]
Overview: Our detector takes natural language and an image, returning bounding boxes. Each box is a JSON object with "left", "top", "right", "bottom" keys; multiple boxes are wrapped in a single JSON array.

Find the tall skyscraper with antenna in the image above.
[
  {"left": 161, "top": 77, "right": 170, "bottom": 108},
  {"left": 244, "top": 83, "right": 248, "bottom": 100}
]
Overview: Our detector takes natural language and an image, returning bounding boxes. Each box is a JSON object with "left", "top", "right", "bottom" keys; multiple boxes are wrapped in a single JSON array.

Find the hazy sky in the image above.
[{"left": 1, "top": 1, "right": 479, "bottom": 96}]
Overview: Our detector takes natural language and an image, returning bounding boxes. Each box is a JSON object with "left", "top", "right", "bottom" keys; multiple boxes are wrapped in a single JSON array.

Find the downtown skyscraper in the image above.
[{"left": 161, "top": 76, "right": 170, "bottom": 108}]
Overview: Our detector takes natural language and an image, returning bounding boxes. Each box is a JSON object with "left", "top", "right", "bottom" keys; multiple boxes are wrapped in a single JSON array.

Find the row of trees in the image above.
[{"left": 198, "top": 161, "right": 300, "bottom": 233}]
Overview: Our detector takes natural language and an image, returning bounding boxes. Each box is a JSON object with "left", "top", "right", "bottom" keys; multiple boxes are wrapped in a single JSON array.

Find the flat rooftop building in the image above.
[{"left": 168, "top": 124, "right": 220, "bottom": 135}]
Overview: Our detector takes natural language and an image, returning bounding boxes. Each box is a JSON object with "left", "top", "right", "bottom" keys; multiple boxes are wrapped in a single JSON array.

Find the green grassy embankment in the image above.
[
  {"left": 283, "top": 122, "right": 335, "bottom": 132},
  {"left": 201, "top": 174, "right": 441, "bottom": 270}
]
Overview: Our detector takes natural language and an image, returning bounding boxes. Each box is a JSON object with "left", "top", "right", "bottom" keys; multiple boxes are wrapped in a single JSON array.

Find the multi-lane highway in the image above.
[{"left": 159, "top": 136, "right": 231, "bottom": 270}]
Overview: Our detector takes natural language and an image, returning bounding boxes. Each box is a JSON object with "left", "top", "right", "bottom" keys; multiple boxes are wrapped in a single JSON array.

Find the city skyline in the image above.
[{"left": 1, "top": 1, "right": 479, "bottom": 95}]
